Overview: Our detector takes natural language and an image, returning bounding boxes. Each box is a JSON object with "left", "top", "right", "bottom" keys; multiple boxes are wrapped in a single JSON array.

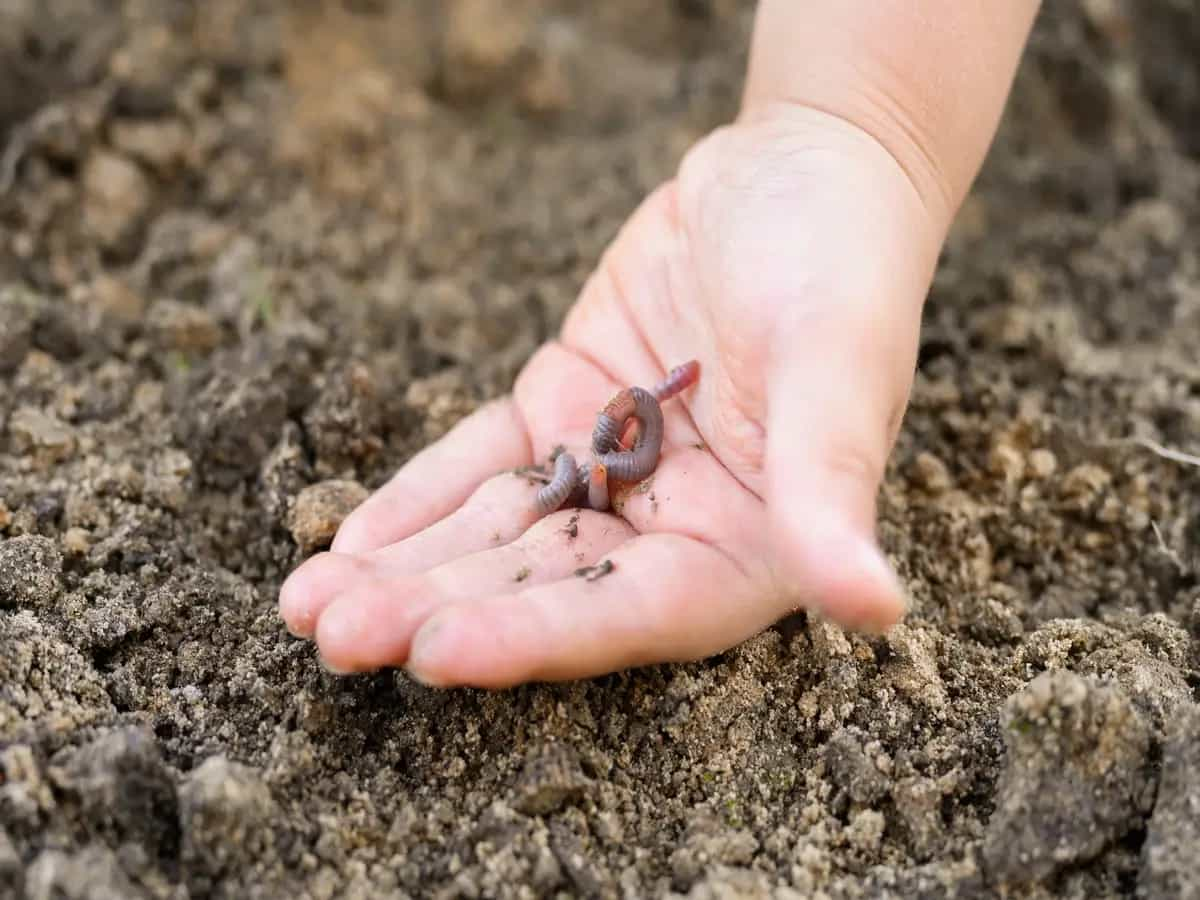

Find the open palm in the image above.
[{"left": 280, "top": 105, "right": 946, "bottom": 688}]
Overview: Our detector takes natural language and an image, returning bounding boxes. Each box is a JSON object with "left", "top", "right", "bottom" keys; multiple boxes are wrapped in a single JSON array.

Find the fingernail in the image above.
[
  {"left": 318, "top": 655, "right": 357, "bottom": 677},
  {"left": 314, "top": 600, "right": 370, "bottom": 675},
  {"left": 285, "top": 609, "right": 316, "bottom": 639},
  {"left": 407, "top": 614, "right": 457, "bottom": 687}
]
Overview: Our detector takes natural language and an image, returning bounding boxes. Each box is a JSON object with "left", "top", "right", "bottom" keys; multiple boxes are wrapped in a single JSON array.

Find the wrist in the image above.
[
  {"left": 738, "top": 94, "right": 958, "bottom": 241},
  {"left": 740, "top": 1, "right": 1041, "bottom": 229}
]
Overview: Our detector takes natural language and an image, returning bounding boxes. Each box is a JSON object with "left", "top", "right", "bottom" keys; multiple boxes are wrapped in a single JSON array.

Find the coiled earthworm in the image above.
[
  {"left": 592, "top": 386, "right": 664, "bottom": 484},
  {"left": 533, "top": 360, "right": 700, "bottom": 516}
]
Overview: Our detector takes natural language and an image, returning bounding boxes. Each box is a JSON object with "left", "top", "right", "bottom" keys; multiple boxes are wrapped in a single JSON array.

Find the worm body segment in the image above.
[
  {"left": 594, "top": 386, "right": 663, "bottom": 484},
  {"left": 536, "top": 450, "right": 579, "bottom": 515},
  {"left": 612, "top": 360, "right": 702, "bottom": 449}
]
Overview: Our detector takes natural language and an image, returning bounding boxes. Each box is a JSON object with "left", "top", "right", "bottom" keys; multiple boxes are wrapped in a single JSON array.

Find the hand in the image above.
[{"left": 279, "top": 103, "right": 948, "bottom": 688}]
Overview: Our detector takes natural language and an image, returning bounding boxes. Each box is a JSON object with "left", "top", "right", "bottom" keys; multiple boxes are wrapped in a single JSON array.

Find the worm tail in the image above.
[
  {"left": 587, "top": 463, "right": 610, "bottom": 511},
  {"left": 652, "top": 360, "right": 700, "bottom": 403}
]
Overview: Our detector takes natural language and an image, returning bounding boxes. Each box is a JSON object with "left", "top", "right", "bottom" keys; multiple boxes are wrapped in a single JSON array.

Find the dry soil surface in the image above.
[{"left": 1, "top": 2, "right": 1199, "bottom": 898}]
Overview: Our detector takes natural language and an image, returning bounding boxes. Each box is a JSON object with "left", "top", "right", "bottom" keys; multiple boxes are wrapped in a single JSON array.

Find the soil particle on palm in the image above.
[
  {"left": 574, "top": 559, "right": 614, "bottom": 581},
  {"left": 562, "top": 512, "right": 579, "bottom": 538},
  {"left": 0, "top": 0, "right": 1198, "bottom": 897}
]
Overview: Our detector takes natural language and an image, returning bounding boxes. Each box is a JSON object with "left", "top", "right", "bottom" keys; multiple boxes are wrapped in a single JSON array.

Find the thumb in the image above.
[{"left": 764, "top": 296, "right": 921, "bottom": 633}]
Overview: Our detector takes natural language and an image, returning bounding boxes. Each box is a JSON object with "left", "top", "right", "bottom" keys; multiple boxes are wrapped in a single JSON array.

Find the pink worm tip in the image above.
[
  {"left": 587, "top": 462, "right": 610, "bottom": 511},
  {"left": 654, "top": 360, "right": 701, "bottom": 402}
]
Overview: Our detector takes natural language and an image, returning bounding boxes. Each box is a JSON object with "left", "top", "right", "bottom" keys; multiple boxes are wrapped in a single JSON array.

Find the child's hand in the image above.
[
  {"left": 279, "top": 102, "right": 947, "bottom": 687},
  {"left": 280, "top": 0, "right": 1042, "bottom": 687}
]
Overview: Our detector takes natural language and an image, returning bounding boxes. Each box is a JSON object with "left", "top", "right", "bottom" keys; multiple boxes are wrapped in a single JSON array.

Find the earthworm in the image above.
[
  {"left": 592, "top": 386, "right": 664, "bottom": 483},
  {"left": 652, "top": 359, "right": 701, "bottom": 403},
  {"left": 535, "top": 450, "right": 580, "bottom": 515},
  {"left": 617, "top": 360, "right": 703, "bottom": 448},
  {"left": 532, "top": 360, "right": 700, "bottom": 515},
  {"left": 587, "top": 462, "right": 610, "bottom": 512}
]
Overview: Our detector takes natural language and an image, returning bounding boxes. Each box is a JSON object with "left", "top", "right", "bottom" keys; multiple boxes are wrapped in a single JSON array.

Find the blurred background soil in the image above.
[{"left": 0, "top": 1, "right": 1198, "bottom": 897}]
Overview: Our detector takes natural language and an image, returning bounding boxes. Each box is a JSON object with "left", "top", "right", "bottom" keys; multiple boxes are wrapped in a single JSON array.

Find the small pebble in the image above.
[
  {"left": 288, "top": 480, "right": 369, "bottom": 554},
  {"left": 147, "top": 299, "right": 221, "bottom": 353},
  {"left": 1027, "top": 448, "right": 1058, "bottom": 479},
  {"left": 82, "top": 151, "right": 153, "bottom": 251},
  {"left": 988, "top": 440, "right": 1025, "bottom": 485},
  {"left": 89, "top": 275, "right": 147, "bottom": 323},
  {"left": 63, "top": 527, "right": 90, "bottom": 555},
  {"left": 912, "top": 451, "right": 953, "bottom": 493},
  {"left": 8, "top": 407, "right": 77, "bottom": 468},
  {"left": 110, "top": 118, "right": 191, "bottom": 175},
  {"left": 1060, "top": 463, "right": 1112, "bottom": 507}
]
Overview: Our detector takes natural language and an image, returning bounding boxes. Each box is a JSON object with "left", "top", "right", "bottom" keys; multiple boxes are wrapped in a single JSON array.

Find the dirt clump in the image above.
[
  {"left": 1140, "top": 703, "right": 1200, "bottom": 900},
  {"left": 287, "top": 479, "right": 369, "bottom": 553},
  {"left": 0, "top": 1, "right": 1198, "bottom": 897},
  {"left": 982, "top": 670, "right": 1153, "bottom": 886}
]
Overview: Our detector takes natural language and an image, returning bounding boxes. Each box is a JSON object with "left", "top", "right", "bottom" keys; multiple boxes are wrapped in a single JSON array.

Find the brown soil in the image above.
[{"left": 1, "top": 2, "right": 1198, "bottom": 898}]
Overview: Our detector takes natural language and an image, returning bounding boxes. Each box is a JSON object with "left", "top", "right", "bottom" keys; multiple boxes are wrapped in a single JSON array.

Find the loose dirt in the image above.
[{"left": 1, "top": 2, "right": 1197, "bottom": 898}]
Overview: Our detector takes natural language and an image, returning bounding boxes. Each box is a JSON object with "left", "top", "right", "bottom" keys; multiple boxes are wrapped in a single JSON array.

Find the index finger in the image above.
[{"left": 331, "top": 396, "right": 533, "bottom": 554}]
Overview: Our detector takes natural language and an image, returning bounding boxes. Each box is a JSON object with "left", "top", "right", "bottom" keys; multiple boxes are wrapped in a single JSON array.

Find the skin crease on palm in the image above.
[{"left": 278, "top": 3, "right": 1043, "bottom": 689}]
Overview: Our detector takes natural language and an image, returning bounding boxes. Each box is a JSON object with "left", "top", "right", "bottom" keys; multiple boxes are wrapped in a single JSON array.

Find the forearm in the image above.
[{"left": 742, "top": 1, "right": 1041, "bottom": 228}]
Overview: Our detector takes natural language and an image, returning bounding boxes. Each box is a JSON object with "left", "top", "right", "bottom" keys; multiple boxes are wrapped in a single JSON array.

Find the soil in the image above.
[{"left": 1, "top": 2, "right": 1198, "bottom": 898}]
